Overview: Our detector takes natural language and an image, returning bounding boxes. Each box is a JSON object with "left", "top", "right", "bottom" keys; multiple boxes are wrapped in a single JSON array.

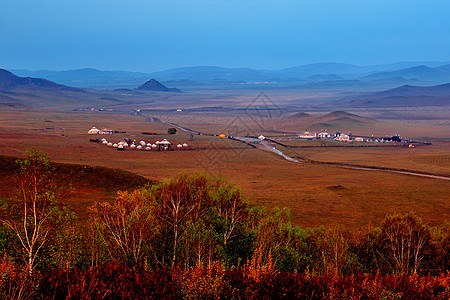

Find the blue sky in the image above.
[{"left": 1, "top": 0, "right": 449, "bottom": 72}]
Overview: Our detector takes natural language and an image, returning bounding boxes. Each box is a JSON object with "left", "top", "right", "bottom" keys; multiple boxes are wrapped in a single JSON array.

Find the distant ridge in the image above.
[
  {"left": 362, "top": 65, "right": 450, "bottom": 82},
  {"left": 0, "top": 68, "right": 84, "bottom": 92},
  {"left": 136, "top": 79, "right": 182, "bottom": 92},
  {"left": 319, "top": 111, "right": 365, "bottom": 120},
  {"left": 340, "top": 82, "right": 450, "bottom": 107}
]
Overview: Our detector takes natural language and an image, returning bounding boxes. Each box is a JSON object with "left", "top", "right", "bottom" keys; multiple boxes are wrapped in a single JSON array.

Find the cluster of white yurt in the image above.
[{"left": 99, "top": 138, "right": 189, "bottom": 151}]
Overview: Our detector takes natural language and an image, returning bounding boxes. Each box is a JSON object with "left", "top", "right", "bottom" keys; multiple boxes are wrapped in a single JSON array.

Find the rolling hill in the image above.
[{"left": 271, "top": 111, "right": 375, "bottom": 132}]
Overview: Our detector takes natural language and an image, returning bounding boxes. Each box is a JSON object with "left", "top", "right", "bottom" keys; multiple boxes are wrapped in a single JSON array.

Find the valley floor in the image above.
[{"left": 0, "top": 107, "right": 448, "bottom": 228}]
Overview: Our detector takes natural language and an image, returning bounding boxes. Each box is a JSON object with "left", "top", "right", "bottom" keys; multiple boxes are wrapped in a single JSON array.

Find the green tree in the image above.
[
  {"left": 252, "top": 207, "right": 293, "bottom": 269},
  {"left": 149, "top": 172, "right": 251, "bottom": 269},
  {"left": 168, "top": 127, "right": 177, "bottom": 135},
  {"left": 1, "top": 148, "right": 69, "bottom": 275}
]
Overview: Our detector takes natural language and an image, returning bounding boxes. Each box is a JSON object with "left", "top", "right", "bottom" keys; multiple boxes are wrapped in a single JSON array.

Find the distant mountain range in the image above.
[
  {"left": 1, "top": 65, "right": 449, "bottom": 110},
  {"left": 9, "top": 61, "right": 450, "bottom": 90},
  {"left": 339, "top": 83, "right": 450, "bottom": 107}
]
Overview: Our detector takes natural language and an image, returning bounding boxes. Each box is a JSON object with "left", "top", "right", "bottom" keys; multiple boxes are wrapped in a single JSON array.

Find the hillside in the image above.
[
  {"left": 0, "top": 68, "right": 84, "bottom": 92},
  {"left": 0, "top": 155, "right": 152, "bottom": 220}
]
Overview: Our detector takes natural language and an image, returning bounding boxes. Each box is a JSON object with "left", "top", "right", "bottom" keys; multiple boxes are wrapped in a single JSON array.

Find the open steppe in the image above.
[{"left": 0, "top": 104, "right": 448, "bottom": 229}]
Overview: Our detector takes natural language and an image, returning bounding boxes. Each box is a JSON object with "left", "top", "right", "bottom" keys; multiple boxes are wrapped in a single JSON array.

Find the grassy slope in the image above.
[{"left": 0, "top": 155, "right": 152, "bottom": 221}]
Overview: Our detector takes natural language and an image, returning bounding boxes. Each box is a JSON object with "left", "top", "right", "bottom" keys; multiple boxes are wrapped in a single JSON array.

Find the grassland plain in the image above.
[{"left": 0, "top": 108, "right": 448, "bottom": 229}]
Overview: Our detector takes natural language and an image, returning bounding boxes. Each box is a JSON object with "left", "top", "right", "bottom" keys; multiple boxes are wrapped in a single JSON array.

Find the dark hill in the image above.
[
  {"left": 285, "top": 112, "right": 311, "bottom": 119},
  {"left": 137, "top": 79, "right": 182, "bottom": 92},
  {"left": 0, "top": 68, "right": 84, "bottom": 92}
]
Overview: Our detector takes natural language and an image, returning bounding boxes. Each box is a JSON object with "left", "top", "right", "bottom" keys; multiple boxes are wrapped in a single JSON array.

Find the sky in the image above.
[{"left": 1, "top": 0, "right": 449, "bottom": 72}]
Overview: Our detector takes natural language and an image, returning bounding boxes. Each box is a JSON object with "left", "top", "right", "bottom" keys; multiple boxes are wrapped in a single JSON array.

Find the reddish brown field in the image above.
[{"left": 0, "top": 108, "right": 448, "bottom": 229}]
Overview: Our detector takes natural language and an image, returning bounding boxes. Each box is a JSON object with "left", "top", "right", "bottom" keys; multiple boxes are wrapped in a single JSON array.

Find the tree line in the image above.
[{"left": 0, "top": 148, "right": 449, "bottom": 299}]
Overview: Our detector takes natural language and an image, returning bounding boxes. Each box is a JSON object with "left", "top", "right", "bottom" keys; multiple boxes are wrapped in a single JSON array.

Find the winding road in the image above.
[{"left": 148, "top": 115, "right": 450, "bottom": 182}]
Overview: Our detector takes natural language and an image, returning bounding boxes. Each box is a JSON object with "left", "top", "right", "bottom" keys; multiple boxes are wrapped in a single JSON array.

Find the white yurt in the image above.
[
  {"left": 137, "top": 145, "right": 143, "bottom": 150},
  {"left": 161, "top": 139, "right": 171, "bottom": 150},
  {"left": 107, "top": 142, "right": 113, "bottom": 146},
  {"left": 88, "top": 127, "right": 100, "bottom": 135}
]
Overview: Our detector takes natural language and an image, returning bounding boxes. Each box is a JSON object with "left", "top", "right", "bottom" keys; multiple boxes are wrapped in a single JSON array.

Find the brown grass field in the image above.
[{"left": 0, "top": 107, "right": 448, "bottom": 229}]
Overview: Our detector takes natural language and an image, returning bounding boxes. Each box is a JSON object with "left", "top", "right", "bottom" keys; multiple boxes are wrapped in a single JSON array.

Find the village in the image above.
[
  {"left": 88, "top": 123, "right": 421, "bottom": 158},
  {"left": 87, "top": 126, "right": 189, "bottom": 151},
  {"left": 294, "top": 130, "right": 405, "bottom": 144}
]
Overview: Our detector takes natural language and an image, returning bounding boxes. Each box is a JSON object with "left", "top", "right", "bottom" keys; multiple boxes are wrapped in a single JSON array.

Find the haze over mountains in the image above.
[
  {"left": 10, "top": 61, "right": 450, "bottom": 90},
  {"left": 2, "top": 62, "right": 450, "bottom": 110}
]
